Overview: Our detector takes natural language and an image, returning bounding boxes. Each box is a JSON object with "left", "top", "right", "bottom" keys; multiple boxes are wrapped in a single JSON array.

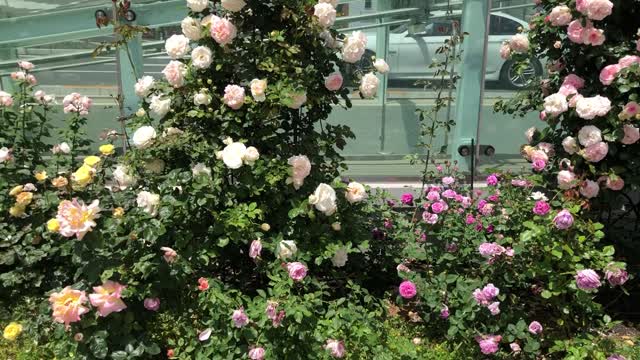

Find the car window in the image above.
[{"left": 489, "top": 15, "right": 521, "bottom": 35}]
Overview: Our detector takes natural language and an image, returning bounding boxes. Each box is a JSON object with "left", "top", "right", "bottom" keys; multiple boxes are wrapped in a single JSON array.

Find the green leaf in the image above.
[{"left": 541, "top": 290, "right": 552, "bottom": 299}]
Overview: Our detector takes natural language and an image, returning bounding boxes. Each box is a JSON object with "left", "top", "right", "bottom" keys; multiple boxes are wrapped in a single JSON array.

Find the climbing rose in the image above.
[
  {"left": 325, "top": 72, "right": 343, "bottom": 91},
  {"left": 549, "top": 5, "right": 572, "bottom": 26},
  {"left": 605, "top": 265, "right": 629, "bottom": 286},
  {"left": 56, "top": 199, "right": 101, "bottom": 240},
  {"left": 528, "top": 321, "right": 543, "bottom": 335},
  {"left": 232, "top": 308, "right": 249, "bottom": 327},
  {"left": 249, "top": 239, "right": 262, "bottom": 259},
  {"left": 509, "top": 34, "right": 529, "bottom": 53},
  {"left": 49, "top": 287, "right": 90, "bottom": 328},
  {"left": 476, "top": 335, "right": 501, "bottom": 355},
  {"left": 223, "top": 84, "right": 245, "bottom": 109},
  {"left": 576, "top": 269, "right": 601, "bottom": 290},
  {"left": 248, "top": 347, "right": 265, "bottom": 360},
  {"left": 286, "top": 262, "right": 308, "bottom": 281},
  {"left": 553, "top": 209, "right": 574, "bottom": 230},
  {"left": 210, "top": 16, "right": 237, "bottom": 45},
  {"left": 89, "top": 281, "right": 127, "bottom": 317},
  {"left": 399, "top": 280, "right": 417, "bottom": 299}
]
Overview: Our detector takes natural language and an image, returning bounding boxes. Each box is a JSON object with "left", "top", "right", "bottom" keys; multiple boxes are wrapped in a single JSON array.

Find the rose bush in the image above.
[{"left": 388, "top": 165, "right": 631, "bottom": 358}]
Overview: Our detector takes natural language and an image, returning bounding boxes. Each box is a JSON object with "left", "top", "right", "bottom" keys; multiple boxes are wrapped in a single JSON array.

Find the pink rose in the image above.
[
  {"left": 431, "top": 201, "right": 448, "bottom": 214},
  {"left": 476, "top": 335, "right": 501, "bottom": 355},
  {"left": 248, "top": 347, "right": 266, "bottom": 360},
  {"left": 288, "top": 155, "right": 311, "bottom": 189},
  {"left": 324, "top": 72, "right": 343, "bottom": 91},
  {"left": 89, "top": 281, "right": 127, "bottom": 317},
  {"left": 426, "top": 191, "right": 441, "bottom": 201},
  {"left": 286, "top": 262, "right": 308, "bottom": 281},
  {"left": 585, "top": 0, "right": 613, "bottom": 21},
  {"left": 399, "top": 280, "right": 417, "bottom": 299},
  {"left": 162, "top": 60, "right": 187, "bottom": 88},
  {"left": 576, "top": 0, "right": 588, "bottom": 13},
  {"left": 599, "top": 64, "right": 620, "bottom": 85},
  {"left": 604, "top": 175, "right": 624, "bottom": 191},
  {"left": 223, "top": 84, "right": 245, "bottom": 109},
  {"left": 144, "top": 297, "right": 160, "bottom": 311},
  {"left": 620, "top": 101, "right": 639, "bottom": 119},
  {"left": 532, "top": 159, "right": 546, "bottom": 172},
  {"left": 499, "top": 43, "right": 511, "bottom": 60},
  {"left": 528, "top": 321, "right": 543, "bottom": 335},
  {"left": 325, "top": 339, "right": 346, "bottom": 358},
  {"left": 563, "top": 74, "right": 585, "bottom": 90},
  {"left": 232, "top": 308, "right": 249, "bottom": 327},
  {"left": 549, "top": 6, "right": 572, "bottom": 26},
  {"left": 17, "top": 60, "right": 34, "bottom": 71},
  {"left": 582, "top": 141, "right": 608, "bottom": 163},
  {"left": 0, "top": 91, "right": 13, "bottom": 107},
  {"left": 619, "top": 55, "right": 640, "bottom": 68},
  {"left": 582, "top": 25, "right": 606, "bottom": 46},
  {"left": 576, "top": 269, "right": 601, "bottom": 290},
  {"left": 557, "top": 170, "right": 577, "bottom": 189},
  {"left": 621, "top": 125, "right": 640, "bottom": 145},
  {"left": 605, "top": 265, "right": 629, "bottom": 286},
  {"left": 567, "top": 20, "right": 584, "bottom": 44},
  {"left": 161, "top": 247, "right": 177, "bottom": 263},
  {"left": 576, "top": 95, "right": 611, "bottom": 120},
  {"left": 249, "top": 239, "right": 262, "bottom": 259},
  {"left": 558, "top": 84, "right": 577, "bottom": 97},
  {"left": 509, "top": 34, "right": 529, "bottom": 53},
  {"left": 210, "top": 16, "right": 237, "bottom": 45},
  {"left": 553, "top": 209, "right": 574, "bottom": 230},
  {"left": 578, "top": 125, "right": 602, "bottom": 147},
  {"left": 580, "top": 180, "right": 600, "bottom": 198}
]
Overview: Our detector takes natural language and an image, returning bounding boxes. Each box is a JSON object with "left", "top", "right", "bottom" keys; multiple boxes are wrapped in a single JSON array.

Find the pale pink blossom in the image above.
[
  {"left": 557, "top": 170, "right": 577, "bottom": 189},
  {"left": 562, "top": 136, "right": 579, "bottom": 155},
  {"left": 162, "top": 60, "right": 187, "bottom": 88},
  {"left": 287, "top": 155, "right": 311, "bottom": 189},
  {"left": 582, "top": 25, "right": 605, "bottom": 46},
  {"left": 476, "top": 335, "right": 501, "bottom": 355},
  {"left": 543, "top": 93, "right": 568, "bottom": 117},
  {"left": 509, "top": 34, "right": 529, "bottom": 53},
  {"left": 620, "top": 101, "right": 639, "bottom": 119},
  {"left": 210, "top": 16, "right": 237, "bottom": 45},
  {"left": 585, "top": 0, "right": 613, "bottom": 21},
  {"left": 599, "top": 64, "right": 620, "bottom": 85},
  {"left": 286, "top": 262, "right": 308, "bottom": 281},
  {"left": 232, "top": 308, "right": 249, "bottom": 327},
  {"left": 580, "top": 180, "right": 600, "bottom": 198},
  {"left": 0, "top": 91, "right": 13, "bottom": 107},
  {"left": 602, "top": 175, "right": 624, "bottom": 191},
  {"left": 563, "top": 74, "right": 585, "bottom": 90},
  {"left": 223, "top": 85, "right": 245, "bottom": 109},
  {"left": 549, "top": 6, "right": 572, "bottom": 26},
  {"left": 619, "top": 55, "right": 640, "bottom": 68},
  {"left": 62, "top": 92, "right": 92, "bottom": 115},
  {"left": 621, "top": 125, "right": 640, "bottom": 145},
  {"left": 576, "top": 95, "right": 611, "bottom": 120},
  {"left": 143, "top": 297, "right": 160, "bottom": 311},
  {"left": 161, "top": 247, "right": 177, "bottom": 263},
  {"left": 17, "top": 60, "right": 34, "bottom": 71},
  {"left": 89, "top": 281, "right": 127, "bottom": 317},
  {"left": 582, "top": 141, "right": 608, "bottom": 162},
  {"left": 578, "top": 125, "right": 602, "bottom": 147},
  {"left": 325, "top": 339, "right": 346, "bottom": 358},
  {"left": 248, "top": 347, "right": 266, "bottom": 360},
  {"left": 49, "top": 287, "right": 90, "bottom": 328},
  {"left": 249, "top": 239, "right": 262, "bottom": 259},
  {"left": 499, "top": 43, "right": 511, "bottom": 60},
  {"left": 313, "top": 3, "right": 336, "bottom": 28},
  {"left": 576, "top": 269, "right": 601, "bottom": 290},
  {"left": 56, "top": 199, "right": 101, "bottom": 240},
  {"left": 567, "top": 20, "right": 584, "bottom": 44},
  {"left": 325, "top": 72, "right": 343, "bottom": 91}
]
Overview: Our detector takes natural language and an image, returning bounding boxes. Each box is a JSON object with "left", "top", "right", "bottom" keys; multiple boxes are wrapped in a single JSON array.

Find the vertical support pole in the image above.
[
  {"left": 117, "top": 35, "right": 143, "bottom": 116},
  {"left": 452, "top": 0, "right": 491, "bottom": 174},
  {"left": 376, "top": 18, "right": 390, "bottom": 154}
]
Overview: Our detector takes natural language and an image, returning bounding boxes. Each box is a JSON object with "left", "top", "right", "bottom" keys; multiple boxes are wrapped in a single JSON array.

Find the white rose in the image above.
[
  {"left": 243, "top": 146, "right": 260, "bottom": 165},
  {"left": 276, "top": 240, "right": 297, "bottom": 260},
  {"left": 145, "top": 159, "right": 165, "bottom": 174},
  {"left": 187, "top": 0, "right": 209, "bottom": 13},
  {"left": 194, "top": 90, "right": 212, "bottom": 106},
  {"left": 314, "top": 3, "right": 336, "bottom": 28},
  {"left": 578, "top": 125, "right": 602, "bottom": 147},
  {"left": 162, "top": 127, "right": 184, "bottom": 137},
  {"left": 112, "top": 165, "right": 137, "bottom": 190},
  {"left": 165, "top": 34, "right": 191, "bottom": 59},
  {"left": 191, "top": 46, "right": 212, "bottom": 69},
  {"left": 192, "top": 163, "right": 211, "bottom": 177},
  {"left": 181, "top": 17, "right": 202, "bottom": 41},
  {"left": 0, "top": 147, "right": 11, "bottom": 162},
  {"left": 137, "top": 191, "right": 160, "bottom": 217},
  {"left": 221, "top": 0, "right": 246, "bottom": 12},
  {"left": 134, "top": 76, "right": 154, "bottom": 97},
  {"left": 149, "top": 95, "right": 171, "bottom": 117},
  {"left": 529, "top": 191, "right": 548, "bottom": 201},
  {"left": 309, "top": 183, "right": 337, "bottom": 216},
  {"left": 53, "top": 142, "right": 71, "bottom": 155},
  {"left": 220, "top": 141, "right": 247, "bottom": 169},
  {"left": 373, "top": 59, "right": 390, "bottom": 74},
  {"left": 250, "top": 79, "right": 267, "bottom": 102},
  {"left": 288, "top": 155, "right": 311, "bottom": 190},
  {"left": 201, "top": 14, "right": 214, "bottom": 27},
  {"left": 543, "top": 93, "right": 568, "bottom": 117},
  {"left": 319, "top": 0, "right": 338, "bottom": 6},
  {"left": 562, "top": 136, "right": 579, "bottom": 154},
  {"left": 359, "top": 72, "right": 379, "bottom": 98},
  {"left": 345, "top": 181, "right": 367, "bottom": 203},
  {"left": 132, "top": 126, "right": 157, "bottom": 149},
  {"left": 342, "top": 32, "right": 367, "bottom": 63},
  {"left": 331, "top": 247, "right": 348, "bottom": 267}
]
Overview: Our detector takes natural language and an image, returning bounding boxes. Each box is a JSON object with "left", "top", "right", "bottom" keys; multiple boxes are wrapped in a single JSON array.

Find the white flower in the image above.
[
  {"left": 250, "top": 79, "right": 267, "bottom": 102},
  {"left": 192, "top": 163, "right": 211, "bottom": 177},
  {"left": 221, "top": 0, "right": 246, "bottom": 12},
  {"left": 359, "top": 73, "right": 379, "bottom": 98},
  {"left": 543, "top": 93, "right": 568, "bottom": 117},
  {"left": 276, "top": 240, "right": 297, "bottom": 260},
  {"left": 576, "top": 95, "right": 611, "bottom": 120},
  {"left": 578, "top": 125, "right": 602, "bottom": 147},
  {"left": 111, "top": 165, "right": 137, "bottom": 190},
  {"left": 342, "top": 31, "right": 367, "bottom": 63},
  {"left": 243, "top": 146, "right": 260, "bottom": 165},
  {"left": 530, "top": 191, "right": 548, "bottom": 202},
  {"left": 219, "top": 141, "right": 247, "bottom": 169},
  {"left": 145, "top": 159, "right": 165, "bottom": 174},
  {"left": 314, "top": 3, "right": 336, "bottom": 28},
  {"left": 137, "top": 191, "right": 160, "bottom": 217},
  {"left": 187, "top": 0, "right": 209, "bottom": 13},
  {"left": 331, "top": 247, "right": 348, "bottom": 267},
  {"left": 134, "top": 76, "right": 154, "bottom": 97},
  {"left": 373, "top": 59, "right": 390, "bottom": 74},
  {"left": 288, "top": 155, "right": 311, "bottom": 190},
  {"left": 0, "top": 147, "right": 11, "bottom": 163},
  {"left": 191, "top": 46, "right": 212, "bottom": 69},
  {"left": 181, "top": 17, "right": 203, "bottom": 41},
  {"left": 319, "top": 0, "right": 338, "bottom": 6},
  {"left": 162, "top": 60, "right": 188, "bottom": 88},
  {"left": 149, "top": 95, "right": 171, "bottom": 117},
  {"left": 52, "top": 142, "right": 71, "bottom": 155},
  {"left": 165, "top": 34, "right": 191, "bottom": 59},
  {"left": 331, "top": 222, "right": 341, "bottom": 231},
  {"left": 136, "top": 108, "right": 146, "bottom": 117},
  {"left": 309, "top": 183, "right": 337, "bottom": 216},
  {"left": 162, "top": 127, "right": 184, "bottom": 137},
  {"left": 194, "top": 90, "right": 212, "bottom": 106},
  {"left": 132, "top": 126, "right": 157, "bottom": 149},
  {"left": 562, "top": 136, "right": 579, "bottom": 155},
  {"left": 345, "top": 182, "right": 367, "bottom": 203}
]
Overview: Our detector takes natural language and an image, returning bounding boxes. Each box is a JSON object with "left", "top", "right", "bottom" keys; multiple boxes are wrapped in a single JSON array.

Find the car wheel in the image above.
[{"left": 499, "top": 59, "right": 542, "bottom": 90}]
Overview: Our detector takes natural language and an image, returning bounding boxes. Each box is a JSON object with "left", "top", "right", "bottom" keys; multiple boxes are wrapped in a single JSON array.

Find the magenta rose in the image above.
[
  {"left": 605, "top": 265, "right": 629, "bottom": 286},
  {"left": 286, "top": 262, "right": 308, "bottom": 282},
  {"left": 576, "top": 269, "right": 602, "bottom": 290},
  {"left": 476, "top": 335, "right": 501, "bottom": 355},
  {"left": 249, "top": 239, "right": 262, "bottom": 259},
  {"left": 553, "top": 209, "right": 574, "bottom": 230},
  {"left": 532, "top": 200, "right": 551, "bottom": 216},
  {"left": 399, "top": 280, "right": 417, "bottom": 299},
  {"left": 528, "top": 321, "right": 543, "bottom": 335},
  {"left": 143, "top": 297, "right": 160, "bottom": 311},
  {"left": 400, "top": 193, "right": 414, "bottom": 205}
]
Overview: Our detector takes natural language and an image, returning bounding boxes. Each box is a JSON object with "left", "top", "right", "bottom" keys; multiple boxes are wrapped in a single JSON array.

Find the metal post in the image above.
[
  {"left": 452, "top": 0, "right": 491, "bottom": 174},
  {"left": 376, "top": 18, "right": 390, "bottom": 154}
]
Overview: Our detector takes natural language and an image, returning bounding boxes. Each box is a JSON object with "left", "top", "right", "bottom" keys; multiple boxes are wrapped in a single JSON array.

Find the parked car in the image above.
[{"left": 357, "top": 11, "right": 542, "bottom": 89}]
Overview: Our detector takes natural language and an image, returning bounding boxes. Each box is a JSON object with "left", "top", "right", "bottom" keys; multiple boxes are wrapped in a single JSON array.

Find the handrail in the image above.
[
  {"left": 334, "top": 8, "right": 423, "bottom": 25},
  {"left": 338, "top": 19, "right": 410, "bottom": 33}
]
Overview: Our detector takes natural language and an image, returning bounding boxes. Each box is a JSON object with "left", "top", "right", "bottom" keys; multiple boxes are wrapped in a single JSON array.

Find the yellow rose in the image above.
[
  {"left": 99, "top": 144, "right": 115, "bottom": 156},
  {"left": 9, "top": 205, "right": 25, "bottom": 217},
  {"left": 16, "top": 192, "right": 33, "bottom": 206},
  {"left": 113, "top": 207, "right": 125, "bottom": 218},
  {"left": 47, "top": 218, "right": 60, "bottom": 232},
  {"left": 83, "top": 155, "right": 101, "bottom": 167},
  {"left": 72, "top": 165, "right": 94, "bottom": 187},
  {"left": 51, "top": 176, "right": 69, "bottom": 188},
  {"left": 9, "top": 185, "right": 23, "bottom": 197},
  {"left": 35, "top": 171, "right": 48, "bottom": 182},
  {"left": 3, "top": 322, "right": 22, "bottom": 341}
]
